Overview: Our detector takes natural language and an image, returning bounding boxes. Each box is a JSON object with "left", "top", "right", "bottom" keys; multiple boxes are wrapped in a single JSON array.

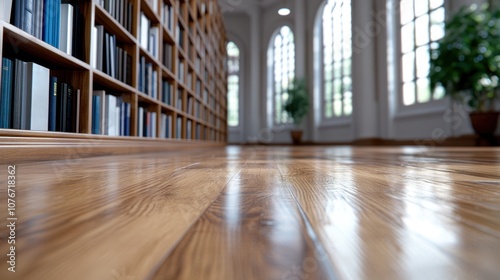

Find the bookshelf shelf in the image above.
[{"left": 0, "top": 0, "right": 227, "bottom": 148}]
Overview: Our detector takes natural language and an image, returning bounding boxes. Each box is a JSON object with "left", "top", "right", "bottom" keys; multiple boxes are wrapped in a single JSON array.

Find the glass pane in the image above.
[
  {"left": 334, "top": 79, "right": 342, "bottom": 95},
  {"left": 325, "top": 101, "right": 333, "bottom": 118},
  {"left": 417, "top": 78, "right": 431, "bottom": 103},
  {"left": 415, "top": 45, "right": 429, "bottom": 78},
  {"left": 430, "top": 8, "right": 445, "bottom": 41},
  {"left": 402, "top": 52, "right": 415, "bottom": 82},
  {"left": 401, "top": 22, "right": 415, "bottom": 53},
  {"left": 415, "top": 15, "right": 429, "bottom": 46},
  {"left": 334, "top": 100, "right": 343, "bottom": 116},
  {"left": 433, "top": 84, "right": 445, "bottom": 100},
  {"left": 325, "top": 81, "right": 333, "bottom": 101},
  {"left": 414, "top": 0, "right": 428, "bottom": 17},
  {"left": 403, "top": 82, "right": 416, "bottom": 105},
  {"left": 430, "top": 0, "right": 444, "bottom": 10},
  {"left": 343, "top": 58, "right": 351, "bottom": 76},
  {"left": 334, "top": 62, "right": 342, "bottom": 78},
  {"left": 343, "top": 76, "right": 352, "bottom": 91},
  {"left": 400, "top": 0, "right": 415, "bottom": 25},
  {"left": 325, "top": 64, "right": 333, "bottom": 81}
]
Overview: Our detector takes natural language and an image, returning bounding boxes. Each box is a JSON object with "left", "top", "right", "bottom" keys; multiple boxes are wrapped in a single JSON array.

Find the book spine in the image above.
[
  {"left": 48, "top": 77, "right": 57, "bottom": 131},
  {"left": 26, "top": 62, "right": 50, "bottom": 131},
  {"left": 65, "top": 85, "right": 73, "bottom": 132},
  {"left": 1, "top": 58, "right": 13, "bottom": 128},
  {"left": 125, "top": 102, "right": 130, "bottom": 136},
  {"left": 59, "top": 3, "right": 73, "bottom": 55}
]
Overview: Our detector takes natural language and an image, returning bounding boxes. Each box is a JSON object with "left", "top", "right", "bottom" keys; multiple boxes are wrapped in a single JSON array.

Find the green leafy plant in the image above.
[
  {"left": 429, "top": 3, "right": 500, "bottom": 111},
  {"left": 284, "top": 78, "right": 310, "bottom": 126}
]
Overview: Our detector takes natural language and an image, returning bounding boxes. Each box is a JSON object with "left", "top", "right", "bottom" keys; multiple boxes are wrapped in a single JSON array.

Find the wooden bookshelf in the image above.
[{"left": 0, "top": 0, "right": 227, "bottom": 154}]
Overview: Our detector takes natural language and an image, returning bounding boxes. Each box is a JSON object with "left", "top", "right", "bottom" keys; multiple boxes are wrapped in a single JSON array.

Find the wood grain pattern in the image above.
[{"left": 0, "top": 146, "right": 499, "bottom": 280}]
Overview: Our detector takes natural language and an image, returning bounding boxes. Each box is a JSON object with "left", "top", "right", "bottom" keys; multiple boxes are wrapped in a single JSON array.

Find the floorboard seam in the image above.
[
  {"left": 145, "top": 151, "right": 252, "bottom": 279},
  {"left": 275, "top": 159, "right": 340, "bottom": 280}
]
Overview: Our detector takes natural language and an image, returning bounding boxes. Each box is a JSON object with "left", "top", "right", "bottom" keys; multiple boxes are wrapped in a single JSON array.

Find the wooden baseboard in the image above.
[
  {"left": 246, "top": 135, "right": 500, "bottom": 147},
  {"left": 1, "top": 130, "right": 224, "bottom": 162}
]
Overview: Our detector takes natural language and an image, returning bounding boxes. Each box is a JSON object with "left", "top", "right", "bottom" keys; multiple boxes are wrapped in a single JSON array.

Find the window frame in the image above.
[
  {"left": 268, "top": 25, "right": 296, "bottom": 128},
  {"left": 390, "top": 0, "right": 449, "bottom": 117},
  {"left": 226, "top": 41, "right": 242, "bottom": 129}
]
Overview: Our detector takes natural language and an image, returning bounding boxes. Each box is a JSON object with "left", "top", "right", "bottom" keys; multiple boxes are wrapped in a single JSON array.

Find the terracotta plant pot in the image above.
[
  {"left": 469, "top": 112, "right": 499, "bottom": 146},
  {"left": 290, "top": 130, "right": 303, "bottom": 145}
]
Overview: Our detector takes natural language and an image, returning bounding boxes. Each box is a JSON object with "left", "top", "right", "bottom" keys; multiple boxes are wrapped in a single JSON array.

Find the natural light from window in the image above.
[
  {"left": 322, "top": 0, "right": 352, "bottom": 118},
  {"left": 272, "top": 26, "right": 295, "bottom": 125},
  {"left": 227, "top": 41, "right": 240, "bottom": 127},
  {"left": 400, "top": 0, "right": 446, "bottom": 106}
]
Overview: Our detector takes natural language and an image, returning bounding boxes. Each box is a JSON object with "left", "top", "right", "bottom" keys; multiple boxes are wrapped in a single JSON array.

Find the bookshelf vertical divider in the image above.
[{"left": 0, "top": 0, "right": 227, "bottom": 147}]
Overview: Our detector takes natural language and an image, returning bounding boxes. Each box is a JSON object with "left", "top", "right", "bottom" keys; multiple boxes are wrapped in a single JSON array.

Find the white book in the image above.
[
  {"left": 0, "top": 0, "right": 13, "bottom": 22},
  {"left": 105, "top": 94, "right": 117, "bottom": 135},
  {"left": 96, "top": 26, "right": 104, "bottom": 71},
  {"left": 60, "top": 4, "right": 74, "bottom": 55},
  {"left": 152, "top": 0, "right": 158, "bottom": 13},
  {"left": 151, "top": 112, "right": 157, "bottom": 138},
  {"left": 138, "top": 107, "right": 144, "bottom": 137},
  {"left": 26, "top": 62, "right": 50, "bottom": 131},
  {"left": 168, "top": 115, "right": 172, "bottom": 138},
  {"left": 140, "top": 13, "right": 149, "bottom": 50},
  {"left": 150, "top": 26, "right": 159, "bottom": 58},
  {"left": 91, "top": 26, "right": 97, "bottom": 68},
  {"left": 115, "top": 103, "right": 120, "bottom": 136},
  {"left": 93, "top": 91, "right": 106, "bottom": 134},
  {"left": 160, "top": 113, "right": 166, "bottom": 138}
]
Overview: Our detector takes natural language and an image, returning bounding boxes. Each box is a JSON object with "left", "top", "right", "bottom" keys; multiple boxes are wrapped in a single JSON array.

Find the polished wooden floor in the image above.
[{"left": 1, "top": 146, "right": 500, "bottom": 280}]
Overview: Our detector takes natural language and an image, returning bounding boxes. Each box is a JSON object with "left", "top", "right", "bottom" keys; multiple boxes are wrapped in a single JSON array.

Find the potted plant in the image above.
[
  {"left": 283, "top": 78, "right": 310, "bottom": 144},
  {"left": 429, "top": 3, "right": 500, "bottom": 144}
]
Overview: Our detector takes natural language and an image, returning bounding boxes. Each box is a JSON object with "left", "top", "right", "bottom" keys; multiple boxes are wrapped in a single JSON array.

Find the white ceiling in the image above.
[{"left": 218, "top": 0, "right": 284, "bottom": 13}]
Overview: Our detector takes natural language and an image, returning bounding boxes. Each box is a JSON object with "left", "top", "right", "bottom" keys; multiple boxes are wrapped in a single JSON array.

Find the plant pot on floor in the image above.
[
  {"left": 290, "top": 130, "right": 303, "bottom": 145},
  {"left": 469, "top": 112, "right": 500, "bottom": 146}
]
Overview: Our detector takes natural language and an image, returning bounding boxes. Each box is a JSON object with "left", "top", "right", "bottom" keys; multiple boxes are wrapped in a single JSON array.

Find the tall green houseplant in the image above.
[
  {"left": 429, "top": 3, "right": 500, "bottom": 111},
  {"left": 429, "top": 3, "right": 500, "bottom": 144},
  {"left": 283, "top": 78, "right": 310, "bottom": 144},
  {"left": 284, "top": 78, "right": 310, "bottom": 126}
]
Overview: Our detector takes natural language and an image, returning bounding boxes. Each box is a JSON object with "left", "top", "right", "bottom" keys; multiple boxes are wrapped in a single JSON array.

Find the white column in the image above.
[
  {"left": 294, "top": 0, "right": 306, "bottom": 78},
  {"left": 248, "top": 8, "right": 261, "bottom": 142},
  {"left": 351, "top": 0, "right": 379, "bottom": 139}
]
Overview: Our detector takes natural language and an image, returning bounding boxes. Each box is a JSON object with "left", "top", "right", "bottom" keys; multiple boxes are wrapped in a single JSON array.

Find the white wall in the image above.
[{"left": 223, "top": 0, "right": 496, "bottom": 144}]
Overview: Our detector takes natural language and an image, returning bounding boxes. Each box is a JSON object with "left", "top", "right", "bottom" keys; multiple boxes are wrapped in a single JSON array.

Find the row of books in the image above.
[
  {"left": 9, "top": 0, "right": 84, "bottom": 59},
  {"left": 140, "top": 12, "right": 159, "bottom": 59},
  {"left": 160, "top": 114, "right": 172, "bottom": 139},
  {"left": 162, "top": 3, "right": 175, "bottom": 33},
  {"left": 1, "top": 58, "right": 79, "bottom": 132},
  {"left": 91, "top": 91, "right": 131, "bottom": 136},
  {"left": 96, "top": 0, "right": 134, "bottom": 34},
  {"left": 183, "top": 120, "right": 203, "bottom": 140},
  {"left": 176, "top": 24, "right": 185, "bottom": 49},
  {"left": 162, "top": 80, "right": 174, "bottom": 106},
  {"left": 138, "top": 107, "right": 157, "bottom": 138},
  {"left": 92, "top": 26, "right": 133, "bottom": 86},
  {"left": 139, "top": 57, "right": 159, "bottom": 99},
  {"left": 163, "top": 43, "right": 174, "bottom": 71}
]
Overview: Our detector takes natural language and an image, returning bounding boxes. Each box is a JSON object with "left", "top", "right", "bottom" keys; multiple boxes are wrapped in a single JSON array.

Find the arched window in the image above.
[
  {"left": 227, "top": 41, "right": 240, "bottom": 127},
  {"left": 270, "top": 26, "right": 295, "bottom": 125},
  {"left": 398, "top": 0, "right": 445, "bottom": 106},
  {"left": 321, "top": 0, "right": 352, "bottom": 119}
]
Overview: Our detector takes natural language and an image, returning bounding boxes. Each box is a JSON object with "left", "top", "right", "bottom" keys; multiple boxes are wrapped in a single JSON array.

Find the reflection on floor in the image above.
[{"left": 1, "top": 146, "right": 499, "bottom": 279}]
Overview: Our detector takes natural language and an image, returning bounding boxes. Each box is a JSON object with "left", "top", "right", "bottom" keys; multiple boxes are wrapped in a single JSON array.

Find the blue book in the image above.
[
  {"left": 48, "top": 76, "right": 57, "bottom": 131},
  {"left": 92, "top": 95, "right": 101, "bottom": 134},
  {"left": 54, "top": 0, "right": 61, "bottom": 48},
  {"left": 1, "top": 58, "right": 13, "bottom": 128},
  {"left": 125, "top": 102, "right": 130, "bottom": 136},
  {"left": 120, "top": 101, "right": 125, "bottom": 136},
  {"left": 43, "top": 0, "right": 53, "bottom": 46}
]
